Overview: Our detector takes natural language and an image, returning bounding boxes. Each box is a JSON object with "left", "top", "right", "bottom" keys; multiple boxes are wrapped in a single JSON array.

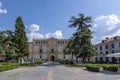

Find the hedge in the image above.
[
  {"left": 34, "top": 60, "right": 45, "bottom": 64},
  {"left": 0, "top": 63, "right": 19, "bottom": 72},
  {"left": 59, "top": 60, "right": 71, "bottom": 64},
  {"left": 86, "top": 65, "right": 101, "bottom": 72},
  {"left": 103, "top": 65, "right": 119, "bottom": 72}
]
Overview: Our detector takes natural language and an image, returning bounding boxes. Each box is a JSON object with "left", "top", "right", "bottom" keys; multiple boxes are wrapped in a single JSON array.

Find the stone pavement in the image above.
[{"left": 0, "top": 62, "right": 119, "bottom": 80}]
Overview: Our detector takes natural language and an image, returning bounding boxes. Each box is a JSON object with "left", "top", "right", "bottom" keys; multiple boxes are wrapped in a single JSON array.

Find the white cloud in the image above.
[
  {"left": 27, "top": 24, "right": 63, "bottom": 41},
  {"left": 93, "top": 14, "right": 120, "bottom": 44},
  {"left": 27, "top": 30, "right": 63, "bottom": 41},
  {"left": 27, "top": 32, "right": 44, "bottom": 41},
  {"left": 45, "top": 30, "right": 63, "bottom": 39},
  {"left": 0, "top": 2, "right": 7, "bottom": 14},
  {"left": 0, "top": 2, "right": 2, "bottom": 8},
  {"left": 29, "top": 24, "right": 39, "bottom": 32},
  {"left": 27, "top": 24, "right": 41, "bottom": 41},
  {"left": 95, "top": 14, "right": 120, "bottom": 30},
  {"left": 46, "top": 33, "right": 52, "bottom": 38},
  {"left": 53, "top": 30, "right": 63, "bottom": 39},
  {"left": 94, "top": 24, "right": 98, "bottom": 27}
]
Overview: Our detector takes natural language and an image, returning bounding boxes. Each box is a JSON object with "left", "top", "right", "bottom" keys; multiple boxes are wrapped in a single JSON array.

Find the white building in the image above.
[
  {"left": 95, "top": 36, "right": 120, "bottom": 63},
  {"left": 28, "top": 37, "right": 73, "bottom": 61}
]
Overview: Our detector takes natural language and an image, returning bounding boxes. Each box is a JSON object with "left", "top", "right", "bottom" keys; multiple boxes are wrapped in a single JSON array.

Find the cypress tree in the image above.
[{"left": 14, "top": 17, "right": 29, "bottom": 61}]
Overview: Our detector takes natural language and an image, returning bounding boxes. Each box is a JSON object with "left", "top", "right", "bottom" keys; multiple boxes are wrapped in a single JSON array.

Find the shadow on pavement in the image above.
[
  {"left": 83, "top": 68, "right": 120, "bottom": 75},
  {"left": 100, "top": 70, "right": 120, "bottom": 75}
]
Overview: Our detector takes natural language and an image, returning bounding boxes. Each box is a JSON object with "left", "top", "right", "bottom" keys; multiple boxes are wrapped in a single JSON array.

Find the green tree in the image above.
[
  {"left": 65, "top": 38, "right": 74, "bottom": 64},
  {"left": 0, "top": 30, "right": 18, "bottom": 62},
  {"left": 69, "top": 13, "right": 96, "bottom": 63},
  {"left": 14, "top": 17, "right": 29, "bottom": 62}
]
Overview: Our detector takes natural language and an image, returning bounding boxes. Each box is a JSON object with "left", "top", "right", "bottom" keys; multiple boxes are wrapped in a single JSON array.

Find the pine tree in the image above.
[
  {"left": 68, "top": 13, "right": 97, "bottom": 63},
  {"left": 14, "top": 17, "right": 29, "bottom": 61},
  {"left": 0, "top": 30, "right": 18, "bottom": 62}
]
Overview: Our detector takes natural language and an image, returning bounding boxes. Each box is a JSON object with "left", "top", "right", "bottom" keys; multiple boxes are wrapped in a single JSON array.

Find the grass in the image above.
[{"left": 0, "top": 62, "right": 19, "bottom": 72}]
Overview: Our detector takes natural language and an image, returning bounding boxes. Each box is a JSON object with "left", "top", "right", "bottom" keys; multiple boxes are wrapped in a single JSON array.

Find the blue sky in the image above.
[{"left": 0, "top": 0, "right": 120, "bottom": 44}]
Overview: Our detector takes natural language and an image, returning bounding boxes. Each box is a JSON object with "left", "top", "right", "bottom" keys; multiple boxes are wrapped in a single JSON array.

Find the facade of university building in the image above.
[
  {"left": 28, "top": 36, "right": 120, "bottom": 63},
  {"left": 94, "top": 36, "right": 120, "bottom": 63},
  {"left": 28, "top": 37, "right": 73, "bottom": 61}
]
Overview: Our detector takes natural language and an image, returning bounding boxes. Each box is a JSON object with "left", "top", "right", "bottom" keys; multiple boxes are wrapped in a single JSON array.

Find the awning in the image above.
[{"left": 106, "top": 53, "right": 120, "bottom": 57}]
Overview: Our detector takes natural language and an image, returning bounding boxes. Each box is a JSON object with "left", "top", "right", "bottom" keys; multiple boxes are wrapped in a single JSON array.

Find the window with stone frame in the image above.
[
  {"left": 105, "top": 51, "right": 108, "bottom": 54},
  {"left": 51, "top": 49, "right": 54, "bottom": 53},
  {"left": 112, "top": 50, "right": 115, "bottom": 53},
  {"left": 111, "top": 43, "right": 115, "bottom": 48},
  {"left": 63, "top": 49, "right": 66, "bottom": 53},
  {"left": 105, "top": 45, "right": 108, "bottom": 49},
  {"left": 40, "top": 49, "right": 42, "bottom": 53},
  {"left": 100, "top": 46, "right": 102, "bottom": 50}
]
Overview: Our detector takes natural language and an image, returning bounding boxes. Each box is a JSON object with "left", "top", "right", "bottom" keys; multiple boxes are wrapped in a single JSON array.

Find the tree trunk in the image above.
[
  {"left": 76, "top": 57, "right": 78, "bottom": 63},
  {"left": 5, "top": 53, "right": 8, "bottom": 62},
  {"left": 87, "top": 57, "right": 90, "bottom": 62},
  {"left": 83, "top": 57, "right": 86, "bottom": 63},
  {"left": 71, "top": 53, "right": 73, "bottom": 64}
]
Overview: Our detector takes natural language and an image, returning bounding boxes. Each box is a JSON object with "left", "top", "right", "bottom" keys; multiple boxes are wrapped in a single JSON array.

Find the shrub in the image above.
[
  {"left": 73, "top": 64, "right": 85, "bottom": 67},
  {"left": 86, "top": 65, "right": 100, "bottom": 72},
  {"left": 103, "top": 65, "right": 118, "bottom": 72},
  {"left": 72, "top": 63, "right": 88, "bottom": 67},
  {"left": 34, "top": 60, "right": 45, "bottom": 64},
  {"left": 59, "top": 60, "right": 71, "bottom": 64},
  {"left": 20, "top": 63, "right": 36, "bottom": 66}
]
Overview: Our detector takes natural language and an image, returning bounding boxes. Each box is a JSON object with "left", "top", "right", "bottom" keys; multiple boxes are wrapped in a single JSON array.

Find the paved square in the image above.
[{"left": 0, "top": 62, "right": 119, "bottom": 80}]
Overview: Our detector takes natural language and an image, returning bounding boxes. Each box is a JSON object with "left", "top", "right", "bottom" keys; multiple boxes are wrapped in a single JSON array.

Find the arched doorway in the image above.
[{"left": 50, "top": 55, "right": 55, "bottom": 61}]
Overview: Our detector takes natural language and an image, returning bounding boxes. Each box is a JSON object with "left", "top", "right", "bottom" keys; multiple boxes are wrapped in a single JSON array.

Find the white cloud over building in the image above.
[
  {"left": 46, "top": 30, "right": 63, "bottom": 39},
  {"left": 92, "top": 14, "right": 120, "bottom": 44},
  {"left": 27, "top": 24, "right": 63, "bottom": 41}
]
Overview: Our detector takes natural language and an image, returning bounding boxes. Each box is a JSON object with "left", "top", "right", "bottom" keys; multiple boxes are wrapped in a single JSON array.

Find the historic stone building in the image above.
[{"left": 29, "top": 38, "right": 72, "bottom": 61}]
